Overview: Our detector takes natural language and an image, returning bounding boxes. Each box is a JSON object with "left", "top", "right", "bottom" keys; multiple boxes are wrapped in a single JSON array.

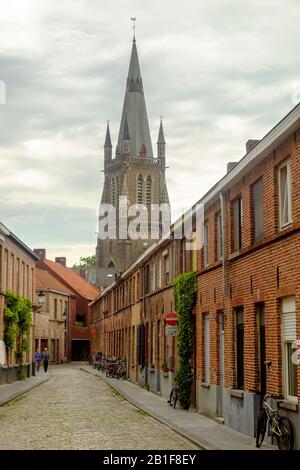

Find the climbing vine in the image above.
[
  {"left": 3, "top": 291, "right": 32, "bottom": 378},
  {"left": 173, "top": 272, "right": 197, "bottom": 410}
]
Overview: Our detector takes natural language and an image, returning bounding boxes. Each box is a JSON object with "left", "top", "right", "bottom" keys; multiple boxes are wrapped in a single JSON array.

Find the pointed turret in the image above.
[
  {"left": 121, "top": 113, "right": 131, "bottom": 155},
  {"left": 117, "top": 40, "right": 153, "bottom": 158},
  {"left": 104, "top": 122, "right": 112, "bottom": 167},
  {"left": 157, "top": 117, "right": 166, "bottom": 169}
]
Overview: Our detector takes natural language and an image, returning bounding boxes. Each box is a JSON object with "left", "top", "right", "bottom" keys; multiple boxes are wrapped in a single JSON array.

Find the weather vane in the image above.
[{"left": 131, "top": 17, "right": 136, "bottom": 40}]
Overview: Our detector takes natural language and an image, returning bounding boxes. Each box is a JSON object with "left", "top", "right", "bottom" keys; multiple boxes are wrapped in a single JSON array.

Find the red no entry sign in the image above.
[{"left": 165, "top": 313, "right": 177, "bottom": 326}]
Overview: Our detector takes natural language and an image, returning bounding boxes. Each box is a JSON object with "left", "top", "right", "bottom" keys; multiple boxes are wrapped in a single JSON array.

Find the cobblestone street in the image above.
[{"left": 0, "top": 364, "right": 198, "bottom": 450}]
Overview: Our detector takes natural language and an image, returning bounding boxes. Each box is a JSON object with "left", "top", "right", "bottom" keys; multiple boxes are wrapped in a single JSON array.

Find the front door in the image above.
[{"left": 257, "top": 304, "right": 266, "bottom": 397}]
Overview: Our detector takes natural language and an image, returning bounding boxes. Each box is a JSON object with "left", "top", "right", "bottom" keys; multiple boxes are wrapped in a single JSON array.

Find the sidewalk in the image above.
[
  {"left": 0, "top": 372, "right": 51, "bottom": 406},
  {"left": 82, "top": 366, "right": 274, "bottom": 451}
]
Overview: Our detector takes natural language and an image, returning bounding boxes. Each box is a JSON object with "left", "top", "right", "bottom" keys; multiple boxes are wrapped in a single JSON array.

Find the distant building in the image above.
[
  {"left": 0, "top": 222, "right": 38, "bottom": 383},
  {"left": 34, "top": 250, "right": 99, "bottom": 361},
  {"left": 35, "top": 267, "right": 75, "bottom": 363},
  {"left": 96, "top": 38, "right": 170, "bottom": 287}
]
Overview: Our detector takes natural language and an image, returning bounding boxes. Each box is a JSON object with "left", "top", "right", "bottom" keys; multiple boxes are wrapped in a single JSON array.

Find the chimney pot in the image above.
[
  {"left": 227, "top": 162, "right": 238, "bottom": 173},
  {"left": 34, "top": 249, "right": 46, "bottom": 260},
  {"left": 246, "top": 139, "right": 260, "bottom": 153},
  {"left": 55, "top": 257, "right": 66, "bottom": 267}
]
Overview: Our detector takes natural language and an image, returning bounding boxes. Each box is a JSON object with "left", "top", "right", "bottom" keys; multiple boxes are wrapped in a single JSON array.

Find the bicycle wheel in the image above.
[
  {"left": 276, "top": 416, "right": 294, "bottom": 450},
  {"left": 256, "top": 409, "right": 267, "bottom": 448},
  {"left": 169, "top": 388, "right": 177, "bottom": 409}
]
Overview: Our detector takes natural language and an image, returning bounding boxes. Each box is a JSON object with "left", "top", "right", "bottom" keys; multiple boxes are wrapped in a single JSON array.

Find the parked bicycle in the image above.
[
  {"left": 167, "top": 377, "right": 178, "bottom": 409},
  {"left": 256, "top": 394, "right": 294, "bottom": 450}
]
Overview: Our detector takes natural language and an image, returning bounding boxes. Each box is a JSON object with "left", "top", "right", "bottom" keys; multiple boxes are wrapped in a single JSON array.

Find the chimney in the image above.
[
  {"left": 34, "top": 248, "right": 46, "bottom": 261},
  {"left": 55, "top": 257, "right": 66, "bottom": 267},
  {"left": 227, "top": 162, "right": 238, "bottom": 173},
  {"left": 246, "top": 139, "right": 260, "bottom": 153}
]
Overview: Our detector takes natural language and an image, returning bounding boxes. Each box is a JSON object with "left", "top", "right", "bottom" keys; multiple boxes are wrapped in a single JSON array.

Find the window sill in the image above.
[
  {"left": 279, "top": 400, "right": 298, "bottom": 412},
  {"left": 201, "top": 383, "right": 210, "bottom": 389},
  {"left": 162, "top": 372, "right": 169, "bottom": 378},
  {"left": 149, "top": 368, "right": 155, "bottom": 374},
  {"left": 230, "top": 389, "right": 244, "bottom": 399}
]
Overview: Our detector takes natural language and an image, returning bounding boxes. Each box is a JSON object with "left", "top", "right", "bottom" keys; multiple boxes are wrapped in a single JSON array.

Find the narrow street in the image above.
[{"left": 0, "top": 364, "right": 198, "bottom": 450}]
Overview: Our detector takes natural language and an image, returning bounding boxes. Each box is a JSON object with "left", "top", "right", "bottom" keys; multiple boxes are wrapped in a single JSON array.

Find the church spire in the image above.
[
  {"left": 104, "top": 121, "right": 112, "bottom": 148},
  {"left": 157, "top": 117, "right": 166, "bottom": 168},
  {"left": 104, "top": 121, "right": 112, "bottom": 166},
  {"left": 117, "top": 39, "right": 153, "bottom": 158}
]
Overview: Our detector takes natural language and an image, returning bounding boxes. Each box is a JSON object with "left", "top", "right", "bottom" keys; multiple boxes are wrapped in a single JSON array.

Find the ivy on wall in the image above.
[
  {"left": 173, "top": 272, "right": 197, "bottom": 410},
  {"left": 3, "top": 291, "right": 32, "bottom": 378}
]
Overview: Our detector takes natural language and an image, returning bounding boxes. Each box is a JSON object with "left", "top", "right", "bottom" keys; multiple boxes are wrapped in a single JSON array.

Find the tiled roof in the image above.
[
  {"left": 42, "top": 259, "right": 99, "bottom": 301},
  {"left": 36, "top": 268, "right": 73, "bottom": 295}
]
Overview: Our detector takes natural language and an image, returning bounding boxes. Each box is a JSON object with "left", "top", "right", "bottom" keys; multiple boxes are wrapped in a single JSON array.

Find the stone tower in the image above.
[{"left": 96, "top": 38, "right": 170, "bottom": 287}]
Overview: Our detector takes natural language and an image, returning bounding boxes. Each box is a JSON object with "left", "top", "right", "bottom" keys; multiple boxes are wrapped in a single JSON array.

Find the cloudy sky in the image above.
[{"left": 0, "top": 0, "right": 300, "bottom": 266}]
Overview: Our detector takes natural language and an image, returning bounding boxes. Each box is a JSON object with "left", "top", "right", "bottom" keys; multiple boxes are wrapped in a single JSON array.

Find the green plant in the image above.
[
  {"left": 173, "top": 272, "right": 197, "bottom": 410},
  {"left": 3, "top": 291, "right": 32, "bottom": 377}
]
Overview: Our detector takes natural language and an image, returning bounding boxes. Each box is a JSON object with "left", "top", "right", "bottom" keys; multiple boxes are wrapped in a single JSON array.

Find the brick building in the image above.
[
  {"left": 0, "top": 222, "right": 38, "bottom": 383},
  {"left": 34, "top": 250, "right": 99, "bottom": 361},
  {"left": 35, "top": 267, "right": 75, "bottom": 363},
  {"left": 91, "top": 102, "right": 300, "bottom": 447}
]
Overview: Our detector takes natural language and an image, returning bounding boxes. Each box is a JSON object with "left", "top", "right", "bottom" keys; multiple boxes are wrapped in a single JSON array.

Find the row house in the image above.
[
  {"left": 35, "top": 267, "right": 75, "bottom": 363},
  {"left": 0, "top": 222, "right": 38, "bottom": 383},
  {"left": 34, "top": 250, "right": 99, "bottom": 361},
  {"left": 90, "top": 102, "right": 300, "bottom": 448}
]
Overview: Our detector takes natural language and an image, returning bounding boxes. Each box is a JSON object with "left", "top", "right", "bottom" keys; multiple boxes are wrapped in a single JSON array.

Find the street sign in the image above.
[
  {"left": 165, "top": 313, "right": 177, "bottom": 326},
  {"left": 166, "top": 325, "right": 177, "bottom": 336}
]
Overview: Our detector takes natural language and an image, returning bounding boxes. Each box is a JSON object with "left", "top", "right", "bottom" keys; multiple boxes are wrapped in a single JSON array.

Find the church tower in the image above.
[{"left": 96, "top": 37, "right": 170, "bottom": 287}]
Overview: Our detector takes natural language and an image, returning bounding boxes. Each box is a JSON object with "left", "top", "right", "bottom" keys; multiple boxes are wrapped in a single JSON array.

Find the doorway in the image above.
[
  {"left": 256, "top": 303, "right": 266, "bottom": 397},
  {"left": 217, "top": 311, "right": 225, "bottom": 417}
]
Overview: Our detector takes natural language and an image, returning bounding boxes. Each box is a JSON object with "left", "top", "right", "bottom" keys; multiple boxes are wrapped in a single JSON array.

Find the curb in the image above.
[
  {"left": 0, "top": 376, "right": 51, "bottom": 407},
  {"left": 81, "top": 367, "right": 211, "bottom": 450}
]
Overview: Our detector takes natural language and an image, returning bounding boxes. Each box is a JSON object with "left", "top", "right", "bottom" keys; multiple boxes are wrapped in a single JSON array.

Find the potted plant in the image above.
[{"left": 161, "top": 362, "right": 169, "bottom": 373}]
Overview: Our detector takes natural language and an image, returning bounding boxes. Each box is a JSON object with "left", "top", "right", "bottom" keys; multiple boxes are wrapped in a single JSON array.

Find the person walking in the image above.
[
  {"left": 42, "top": 347, "right": 49, "bottom": 372},
  {"left": 35, "top": 349, "right": 42, "bottom": 371}
]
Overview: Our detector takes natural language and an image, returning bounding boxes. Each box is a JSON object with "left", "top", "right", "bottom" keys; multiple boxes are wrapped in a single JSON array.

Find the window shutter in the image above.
[{"left": 282, "top": 297, "right": 296, "bottom": 341}]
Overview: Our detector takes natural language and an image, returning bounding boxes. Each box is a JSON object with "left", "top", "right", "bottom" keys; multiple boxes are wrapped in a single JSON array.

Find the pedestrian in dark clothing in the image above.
[
  {"left": 43, "top": 348, "right": 49, "bottom": 372},
  {"left": 35, "top": 350, "right": 42, "bottom": 371}
]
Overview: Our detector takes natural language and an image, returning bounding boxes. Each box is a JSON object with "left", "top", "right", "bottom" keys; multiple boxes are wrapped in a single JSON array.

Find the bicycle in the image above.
[
  {"left": 256, "top": 394, "right": 294, "bottom": 450},
  {"left": 167, "top": 377, "right": 178, "bottom": 409}
]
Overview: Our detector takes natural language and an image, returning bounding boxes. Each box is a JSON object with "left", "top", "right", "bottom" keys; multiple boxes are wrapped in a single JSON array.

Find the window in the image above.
[
  {"left": 191, "top": 235, "right": 197, "bottom": 271},
  {"left": 54, "top": 299, "right": 58, "bottom": 319},
  {"left": 278, "top": 162, "right": 292, "bottom": 229},
  {"left": 204, "top": 222, "right": 209, "bottom": 267},
  {"left": 216, "top": 212, "right": 223, "bottom": 261},
  {"left": 3, "top": 249, "right": 8, "bottom": 291},
  {"left": 232, "top": 197, "right": 242, "bottom": 252},
  {"left": 163, "top": 253, "right": 169, "bottom": 285},
  {"left": 76, "top": 313, "right": 86, "bottom": 327},
  {"left": 112, "top": 177, "right": 116, "bottom": 206},
  {"left": 146, "top": 175, "right": 152, "bottom": 210},
  {"left": 236, "top": 307, "right": 244, "bottom": 389},
  {"left": 9, "top": 254, "right": 14, "bottom": 291},
  {"left": 16, "top": 258, "right": 20, "bottom": 294},
  {"left": 282, "top": 297, "right": 297, "bottom": 401},
  {"left": 137, "top": 175, "right": 143, "bottom": 204},
  {"left": 21, "top": 261, "right": 25, "bottom": 297},
  {"left": 203, "top": 313, "right": 210, "bottom": 383},
  {"left": 156, "top": 257, "right": 162, "bottom": 289},
  {"left": 60, "top": 300, "right": 63, "bottom": 314},
  {"left": 252, "top": 178, "right": 264, "bottom": 242}
]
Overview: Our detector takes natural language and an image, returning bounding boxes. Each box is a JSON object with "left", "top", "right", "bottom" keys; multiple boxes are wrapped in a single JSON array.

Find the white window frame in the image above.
[
  {"left": 278, "top": 161, "right": 292, "bottom": 230},
  {"left": 204, "top": 222, "right": 209, "bottom": 267},
  {"left": 281, "top": 296, "right": 298, "bottom": 403}
]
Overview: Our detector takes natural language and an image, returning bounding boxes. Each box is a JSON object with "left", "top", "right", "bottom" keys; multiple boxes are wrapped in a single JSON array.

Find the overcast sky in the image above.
[{"left": 0, "top": 0, "right": 300, "bottom": 266}]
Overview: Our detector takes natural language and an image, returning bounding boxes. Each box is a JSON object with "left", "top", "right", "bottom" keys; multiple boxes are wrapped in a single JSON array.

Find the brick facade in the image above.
[{"left": 91, "top": 104, "right": 300, "bottom": 447}]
